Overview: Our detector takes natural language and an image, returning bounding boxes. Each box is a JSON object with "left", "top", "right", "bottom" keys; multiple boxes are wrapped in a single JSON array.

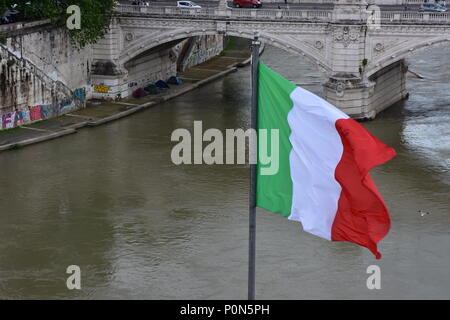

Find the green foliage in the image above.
[{"left": 1, "top": 0, "right": 118, "bottom": 48}]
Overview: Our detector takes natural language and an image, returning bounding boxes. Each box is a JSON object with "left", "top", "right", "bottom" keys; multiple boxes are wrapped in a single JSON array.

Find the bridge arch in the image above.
[
  {"left": 366, "top": 36, "right": 450, "bottom": 78},
  {"left": 118, "top": 28, "right": 332, "bottom": 76}
]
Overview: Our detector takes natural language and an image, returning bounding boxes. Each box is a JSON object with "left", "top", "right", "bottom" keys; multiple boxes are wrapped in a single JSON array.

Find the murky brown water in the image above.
[{"left": 0, "top": 45, "right": 448, "bottom": 299}]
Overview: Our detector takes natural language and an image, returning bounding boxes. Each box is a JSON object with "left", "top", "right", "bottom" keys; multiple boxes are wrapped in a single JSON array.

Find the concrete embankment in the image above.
[{"left": 0, "top": 38, "right": 262, "bottom": 152}]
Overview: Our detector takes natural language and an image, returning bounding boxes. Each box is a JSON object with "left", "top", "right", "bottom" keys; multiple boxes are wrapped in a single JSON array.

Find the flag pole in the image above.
[{"left": 248, "top": 35, "right": 260, "bottom": 301}]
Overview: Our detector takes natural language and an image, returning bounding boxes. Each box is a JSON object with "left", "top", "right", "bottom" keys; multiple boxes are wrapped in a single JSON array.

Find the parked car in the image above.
[
  {"left": 233, "top": 0, "right": 262, "bottom": 8},
  {"left": 177, "top": 1, "right": 202, "bottom": 9},
  {"left": 419, "top": 3, "right": 447, "bottom": 12},
  {"left": 232, "top": 0, "right": 262, "bottom": 8}
]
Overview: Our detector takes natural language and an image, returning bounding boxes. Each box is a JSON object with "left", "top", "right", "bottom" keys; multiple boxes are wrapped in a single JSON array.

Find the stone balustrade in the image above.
[
  {"left": 116, "top": 5, "right": 333, "bottom": 21},
  {"left": 0, "top": 19, "right": 52, "bottom": 37},
  {"left": 116, "top": 4, "right": 450, "bottom": 24},
  {"left": 380, "top": 11, "right": 450, "bottom": 23}
]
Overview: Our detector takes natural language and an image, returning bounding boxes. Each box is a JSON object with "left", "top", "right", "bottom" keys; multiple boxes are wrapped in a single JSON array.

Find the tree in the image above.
[{"left": 1, "top": 0, "right": 118, "bottom": 48}]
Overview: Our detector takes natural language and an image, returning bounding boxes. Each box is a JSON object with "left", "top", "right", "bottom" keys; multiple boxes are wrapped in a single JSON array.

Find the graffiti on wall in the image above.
[
  {"left": 186, "top": 46, "right": 223, "bottom": 70},
  {"left": 94, "top": 85, "right": 109, "bottom": 93},
  {"left": 15, "top": 110, "right": 31, "bottom": 126},
  {"left": 0, "top": 87, "right": 86, "bottom": 130},
  {"left": 74, "top": 88, "right": 86, "bottom": 100},
  {"left": 0, "top": 110, "right": 30, "bottom": 129},
  {"left": 0, "top": 90, "right": 82, "bottom": 130},
  {"left": 1, "top": 112, "right": 16, "bottom": 129}
]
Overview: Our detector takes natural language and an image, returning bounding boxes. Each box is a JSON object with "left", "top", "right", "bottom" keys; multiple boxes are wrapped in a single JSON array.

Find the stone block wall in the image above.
[
  {"left": 0, "top": 26, "right": 91, "bottom": 130},
  {"left": 324, "top": 59, "right": 408, "bottom": 119}
]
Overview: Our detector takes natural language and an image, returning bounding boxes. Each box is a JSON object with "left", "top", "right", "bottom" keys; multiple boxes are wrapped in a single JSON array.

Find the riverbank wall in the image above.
[
  {"left": 0, "top": 24, "right": 224, "bottom": 131},
  {"left": 0, "top": 37, "right": 255, "bottom": 152},
  {"left": 0, "top": 26, "right": 91, "bottom": 130}
]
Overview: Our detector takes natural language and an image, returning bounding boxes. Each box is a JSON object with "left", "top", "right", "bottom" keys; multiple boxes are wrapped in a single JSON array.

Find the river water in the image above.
[{"left": 0, "top": 45, "right": 449, "bottom": 299}]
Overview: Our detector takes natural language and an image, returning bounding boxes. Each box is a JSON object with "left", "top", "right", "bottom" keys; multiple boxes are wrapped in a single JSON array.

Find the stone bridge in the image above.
[{"left": 92, "top": 0, "right": 450, "bottom": 119}]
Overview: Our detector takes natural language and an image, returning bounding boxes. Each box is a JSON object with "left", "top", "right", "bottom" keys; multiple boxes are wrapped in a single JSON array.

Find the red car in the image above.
[{"left": 232, "top": 0, "right": 262, "bottom": 8}]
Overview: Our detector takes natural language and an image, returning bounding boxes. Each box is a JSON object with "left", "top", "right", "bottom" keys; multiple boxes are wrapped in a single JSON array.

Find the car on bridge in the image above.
[
  {"left": 419, "top": 3, "right": 447, "bottom": 12},
  {"left": 177, "top": 1, "right": 202, "bottom": 9},
  {"left": 232, "top": 0, "right": 262, "bottom": 8}
]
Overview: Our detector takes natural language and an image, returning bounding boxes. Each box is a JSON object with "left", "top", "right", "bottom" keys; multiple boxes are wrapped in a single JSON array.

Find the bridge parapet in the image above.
[
  {"left": 116, "top": 4, "right": 450, "bottom": 24},
  {"left": 116, "top": 5, "right": 333, "bottom": 22},
  {"left": 0, "top": 19, "right": 52, "bottom": 38},
  {"left": 380, "top": 11, "right": 450, "bottom": 24}
]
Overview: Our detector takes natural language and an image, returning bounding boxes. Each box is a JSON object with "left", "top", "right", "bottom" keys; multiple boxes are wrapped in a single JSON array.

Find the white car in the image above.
[{"left": 177, "top": 1, "right": 202, "bottom": 8}]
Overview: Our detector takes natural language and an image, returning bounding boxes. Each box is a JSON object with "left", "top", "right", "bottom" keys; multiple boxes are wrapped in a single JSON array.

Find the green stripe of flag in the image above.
[{"left": 256, "top": 62, "right": 297, "bottom": 217}]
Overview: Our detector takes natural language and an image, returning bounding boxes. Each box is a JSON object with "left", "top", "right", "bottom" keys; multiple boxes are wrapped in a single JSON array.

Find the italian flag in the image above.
[{"left": 256, "top": 62, "right": 396, "bottom": 259}]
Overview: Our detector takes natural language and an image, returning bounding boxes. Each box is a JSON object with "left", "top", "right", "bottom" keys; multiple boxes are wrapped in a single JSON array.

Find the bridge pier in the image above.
[
  {"left": 90, "top": 18, "right": 129, "bottom": 99},
  {"left": 324, "top": 59, "right": 408, "bottom": 119},
  {"left": 322, "top": 0, "right": 410, "bottom": 119},
  {"left": 91, "top": 60, "right": 129, "bottom": 99}
]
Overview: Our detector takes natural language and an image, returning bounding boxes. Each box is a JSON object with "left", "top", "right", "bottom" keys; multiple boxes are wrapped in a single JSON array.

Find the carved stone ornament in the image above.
[
  {"left": 335, "top": 81, "right": 346, "bottom": 97},
  {"left": 315, "top": 40, "right": 324, "bottom": 50},
  {"left": 333, "top": 26, "right": 359, "bottom": 47},
  {"left": 374, "top": 42, "right": 384, "bottom": 52},
  {"left": 125, "top": 33, "right": 134, "bottom": 41}
]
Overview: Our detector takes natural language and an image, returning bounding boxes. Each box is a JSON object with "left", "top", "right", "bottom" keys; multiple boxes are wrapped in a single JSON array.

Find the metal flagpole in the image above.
[{"left": 248, "top": 36, "right": 260, "bottom": 301}]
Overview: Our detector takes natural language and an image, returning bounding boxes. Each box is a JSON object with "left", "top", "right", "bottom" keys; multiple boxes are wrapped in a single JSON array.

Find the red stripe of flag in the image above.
[{"left": 332, "top": 118, "right": 397, "bottom": 259}]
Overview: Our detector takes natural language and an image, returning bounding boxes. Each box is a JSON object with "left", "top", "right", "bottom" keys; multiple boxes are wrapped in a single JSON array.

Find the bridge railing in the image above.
[
  {"left": 380, "top": 11, "right": 450, "bottom": 23},
  {"left": 116, "top": 4, "right": 333, "bottom": 21},
  {"left": 0, "top": 19, "right": 51, "bottom": 37},
  {"left": 116, "top": 5, "right": 450, "bottom": 24}
]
